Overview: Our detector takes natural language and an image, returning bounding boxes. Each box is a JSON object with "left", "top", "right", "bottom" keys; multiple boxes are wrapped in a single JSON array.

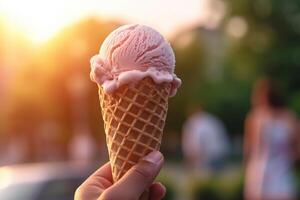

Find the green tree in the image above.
[{"left": 224, "top": 0, "right": 300, "bottom": 113}]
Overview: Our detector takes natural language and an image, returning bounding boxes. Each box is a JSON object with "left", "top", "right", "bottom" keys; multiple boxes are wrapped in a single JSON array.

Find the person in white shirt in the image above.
[{"left": 182, "top": 106, "right": 229, "bottom": 171}]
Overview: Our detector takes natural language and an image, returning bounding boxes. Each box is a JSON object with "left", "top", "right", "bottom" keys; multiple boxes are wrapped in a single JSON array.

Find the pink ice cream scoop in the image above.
[{"left": 90, "top": 24, "right": 181, "bottom": 96}]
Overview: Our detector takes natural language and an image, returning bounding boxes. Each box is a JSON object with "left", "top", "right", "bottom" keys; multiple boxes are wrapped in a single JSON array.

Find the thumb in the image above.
[{"left": 100, "top": 151, "right": 164, "bottom": 200}]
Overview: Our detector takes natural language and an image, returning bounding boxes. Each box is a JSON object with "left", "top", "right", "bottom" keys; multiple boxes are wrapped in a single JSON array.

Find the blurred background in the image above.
[{"left": 0, "top": 0, "right": 300, "bottom": 199}]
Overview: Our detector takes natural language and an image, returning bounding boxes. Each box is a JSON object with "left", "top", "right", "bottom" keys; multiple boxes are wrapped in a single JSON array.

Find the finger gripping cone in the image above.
[{"left": 99, "top": 77, "right": 171, "bottom": 182}]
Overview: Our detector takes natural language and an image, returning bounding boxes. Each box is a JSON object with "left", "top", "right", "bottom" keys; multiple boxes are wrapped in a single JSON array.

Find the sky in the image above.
[{"left": 0, "top": 0, "right": 203, "bottom": 43}]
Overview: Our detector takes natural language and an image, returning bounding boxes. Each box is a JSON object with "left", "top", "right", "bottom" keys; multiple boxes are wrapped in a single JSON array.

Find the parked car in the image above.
[{"left": 0, "top": 161, "right": 99, "bottom": 200}]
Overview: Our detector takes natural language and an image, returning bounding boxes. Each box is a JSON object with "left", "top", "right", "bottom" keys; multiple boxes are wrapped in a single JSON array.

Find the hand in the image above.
[{"left": 75, "top": 151, "right": 166, "bottom": 200}]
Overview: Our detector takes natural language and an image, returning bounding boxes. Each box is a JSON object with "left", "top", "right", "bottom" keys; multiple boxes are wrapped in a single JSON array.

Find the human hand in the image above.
[{"left": 75, "top": 151, "right": 166, "bottom": 200}]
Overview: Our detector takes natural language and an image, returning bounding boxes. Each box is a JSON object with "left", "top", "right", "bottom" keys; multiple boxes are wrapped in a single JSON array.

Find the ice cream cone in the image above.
[
  {"left": 98, "top": 77, "right": 171, "bottom": 182},
  {"left": 90, "top": 24, "right": 181, "bottom": 185}
]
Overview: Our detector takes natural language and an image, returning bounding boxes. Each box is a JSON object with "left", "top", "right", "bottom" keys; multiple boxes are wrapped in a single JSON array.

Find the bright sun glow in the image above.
[
  {"left": 0, "top": 0, "right": 80, "bottom": 44},
  {"left": 0, "top": 0, "right": 204, "bottom": 43}
]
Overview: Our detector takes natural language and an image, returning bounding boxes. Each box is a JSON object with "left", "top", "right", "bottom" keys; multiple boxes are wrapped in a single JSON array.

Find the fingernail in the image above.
[
  {"left": 142, "top": 151, "right": 163, "bottom": 164},
  {"left": 157, "top": 182, "right": 166, "bottom": 191},
  {"left": 158, "top": 182, "right": 167, "bottom": 198}
]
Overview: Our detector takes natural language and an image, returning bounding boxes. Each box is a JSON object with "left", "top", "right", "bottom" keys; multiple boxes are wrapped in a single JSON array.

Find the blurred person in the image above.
[
  {"left": 0, "top": 138, "right": 5, "bottom": 165},
  {"left": 67, "top": 74, "right": 100, "bottom": 162},
  {"left": 69, "top": 130, "right": 97, "bottom": 162},
  {"left": 182, "top": 105, "right": 230, "bottom": 171},
  {"left": 75, "top": 151, "right": 166, "bottom": 200},
  {"left": 244, "top": 78, "right": 299, "bottom": 200},
  {"left": 0, "top": 132, "right": 29, "bottom": 166},
  {"left": 34, "top": 121, "right": 65, "bottom": 162}
]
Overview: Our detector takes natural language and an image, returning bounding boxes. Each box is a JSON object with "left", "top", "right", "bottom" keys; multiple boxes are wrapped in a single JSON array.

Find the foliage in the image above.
[
  {"left": 188, "top": 170, "right": 243, "bottom": 200},
  {"left": 168, "top": 0, "right": 300, "bottom": 137},
  {"left": 224, "top": 0, "right": 300, "bottom": 111},
  {"left": 1, "top": 18, "right": 119, "bottom": 159}
]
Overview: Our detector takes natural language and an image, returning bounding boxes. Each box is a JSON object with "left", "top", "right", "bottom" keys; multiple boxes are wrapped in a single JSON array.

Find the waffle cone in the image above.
[{"left": 98, "top": 77, "right": 171, "bottom": 182}]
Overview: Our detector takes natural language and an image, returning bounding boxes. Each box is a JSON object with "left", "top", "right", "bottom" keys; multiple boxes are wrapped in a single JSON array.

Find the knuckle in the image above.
[
  {"left": 101, "top": 188, "right": 137, "bottom": 200},
  {"left": 132, "top": 163, "right": 155, "bottom": 180},
  {"left": 100, "top": 190, "right": 117, "bottom": 200}
]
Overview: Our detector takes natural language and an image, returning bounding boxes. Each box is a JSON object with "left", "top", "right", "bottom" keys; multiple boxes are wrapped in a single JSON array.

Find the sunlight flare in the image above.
[{"left": 0, "top": 0, "right": 79, "bottom": 43}]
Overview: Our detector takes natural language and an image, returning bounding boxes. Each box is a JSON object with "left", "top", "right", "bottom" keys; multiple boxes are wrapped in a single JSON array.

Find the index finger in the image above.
[
  {"left": 85, "top": 162, "right": 113, "bottom": 184},
  {"left": 75, "top": 162, "right": 113, "bottom": 200}
]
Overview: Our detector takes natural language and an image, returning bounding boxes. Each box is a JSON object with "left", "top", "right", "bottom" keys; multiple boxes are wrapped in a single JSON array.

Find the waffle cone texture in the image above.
[{"left": 99, "top": 77, "right": 171, "bottom": 182}]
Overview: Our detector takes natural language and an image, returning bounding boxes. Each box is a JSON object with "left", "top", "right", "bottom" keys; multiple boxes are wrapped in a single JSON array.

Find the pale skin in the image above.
[{"left": 75, "top": 151, "right": 166, "bottom": 200}]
